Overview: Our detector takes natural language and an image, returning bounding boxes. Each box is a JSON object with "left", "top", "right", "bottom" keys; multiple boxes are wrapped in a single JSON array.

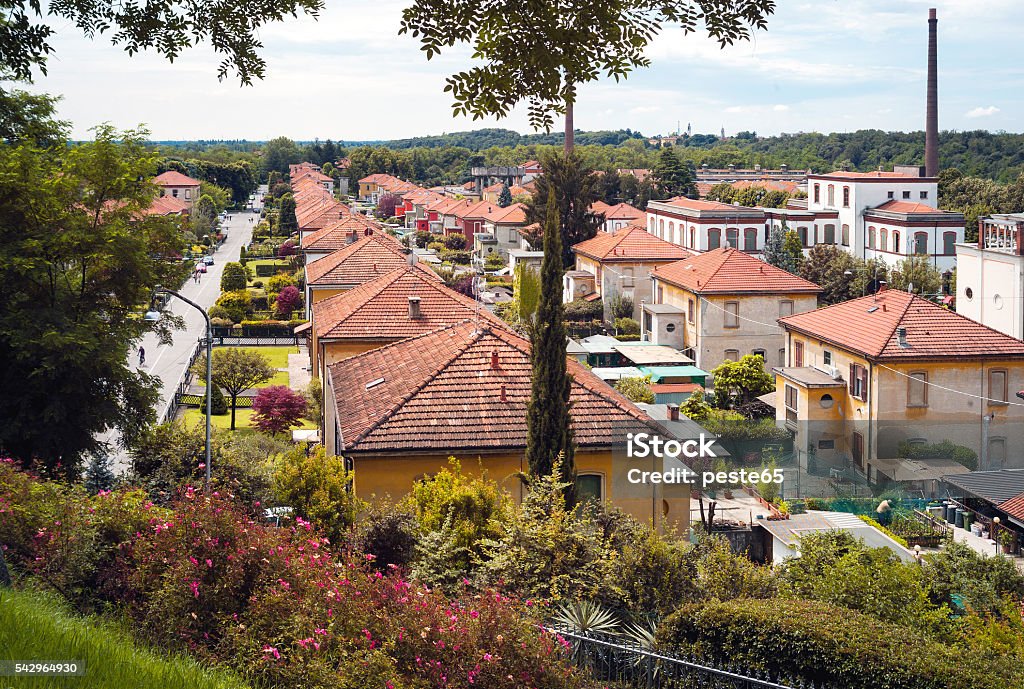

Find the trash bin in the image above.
[
  {"left": 955, "top": 510, "right": 965, "bottom": 529},
  {"left": 946, "top": 504, "right": 957, "bottom": 524}
]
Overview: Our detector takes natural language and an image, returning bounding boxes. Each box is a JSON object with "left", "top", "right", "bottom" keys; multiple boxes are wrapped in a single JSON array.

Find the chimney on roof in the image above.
[
  {"left": 667, "top": 404, "right": 680, "bottom": 421},
  {"left": 897, "top": 327, "right": 909, "bottom": 347},
  {"left": 408, "top": 296, "right": 421, "bottom": 319},
  {"left": 490, "top": 350, "right": 500, "bottom": 370},
  {"left": 925, "top": 8, "right": 939, "bottom": 177},
  {"left": 499, "top": 383, "right": 507, "bottom": 403}
]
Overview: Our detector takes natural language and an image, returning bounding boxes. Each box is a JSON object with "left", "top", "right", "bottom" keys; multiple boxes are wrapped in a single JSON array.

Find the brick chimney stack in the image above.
[{"left": 925, "top": 8, "right": 939, "bottom": 177}]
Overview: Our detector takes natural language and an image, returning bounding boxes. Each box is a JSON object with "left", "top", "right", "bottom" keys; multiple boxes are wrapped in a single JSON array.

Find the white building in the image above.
[
  {"left": 806, "top": 167, "right": 962, "bottom": 270},
  {"left": 956, "top": 214, "right": 1024, "bottom": 340},
  {"left": 643, "top": 167, "right": 964, "bottom": 271}
]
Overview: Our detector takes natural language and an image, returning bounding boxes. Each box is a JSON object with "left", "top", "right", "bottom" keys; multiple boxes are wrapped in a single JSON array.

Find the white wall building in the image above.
[
  {"left": 643, "top": 167, "right": 964, "bottom": 271},
  {"left": 956, "top": 214, "right": 1024, "bottom": 340}
]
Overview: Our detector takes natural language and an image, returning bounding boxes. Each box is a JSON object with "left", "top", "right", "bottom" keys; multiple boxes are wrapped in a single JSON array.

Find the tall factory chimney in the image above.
[{"left": 925, "top": 8, "right": 939, "bottom": 177}]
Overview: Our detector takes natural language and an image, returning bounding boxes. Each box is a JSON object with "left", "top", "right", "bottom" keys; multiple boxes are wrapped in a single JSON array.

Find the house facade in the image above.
[
  {"left": 644, "top": 247, "right": 821, "bottom": 372},
  {"left": 153, "top": 171, "right": 202, "bottom": 210},
  {"left": 324, "top": 321, "right": 691, "bottom": 532},
  {"left": 956, "top": 214, "right": 1024, "bottom": 339},
  {"left": 569, "top": 223, "right": 690, "bottom": 321},
  {"left": 776, "top": 289, "right": 1024, "bottom": 493}
]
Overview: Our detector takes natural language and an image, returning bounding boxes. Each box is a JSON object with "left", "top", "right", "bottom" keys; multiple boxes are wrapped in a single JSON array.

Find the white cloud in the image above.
[
  {"left": 773, "top": 104, "right": 790, "bottom": 112},
  {"left": 628, "top": 105, "right": 662, "bottom": 114},
  {"left": 965, "top": 105, "right": 1000, "bottom": 118}
]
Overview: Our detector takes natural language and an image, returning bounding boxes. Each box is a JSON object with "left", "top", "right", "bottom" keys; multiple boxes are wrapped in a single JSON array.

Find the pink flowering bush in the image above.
[{"left": 0, "top": 462, "right": 594, "bottom": 689}]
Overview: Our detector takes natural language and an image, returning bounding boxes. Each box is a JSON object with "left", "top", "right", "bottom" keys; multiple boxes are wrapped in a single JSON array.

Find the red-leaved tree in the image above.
[
  {"left": 251, "top": 385, "right": 307, "bottom": 435},
  {"left": 274, "top": 285, "right": 302, "bottom": 318},
  {"left": 376, "top": 192, "right": 400, "bottom": 219}
]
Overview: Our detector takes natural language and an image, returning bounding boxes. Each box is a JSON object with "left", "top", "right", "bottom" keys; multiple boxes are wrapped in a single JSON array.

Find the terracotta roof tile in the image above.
[
  {"left": 144, "top": 195, "right": 191, "bottom": 216},
  {"left": 601, "top": 202, "right": 644, "bottom": 220},
  {"left": 314, "top": 265, "right": 505, "bottom": 340},
  {"left": 483, "top": 203, "right": 528, "bottom": 224},
  {"left": 153, "top": 170, "right": 201, "bottom": 187},
  {"left": 662, "top": 197, "right": 754, "bottom": 212},
  {"left": 573, "top": 225, "right": 690, "bottom": 262},
  {"left": 302, "top": 216, "right": 381, "bottom": 251},
  {"left": 652, "top": 247, "right": 822, "bottom": 295},
  {"left": 868, "top": 200, "right": 959, "bottom": 215},
  {"left": 306, "top": 232, "right": 411, "bottom": 287},
  {"left": 328, "top": 321, "right": 665, "bottom": 453},
  {"left": 999, "top": 491, "right": 1024, "bottom": 521},
  {"left": 779, "top": 290, "right": 1024, "bottom": 360}
]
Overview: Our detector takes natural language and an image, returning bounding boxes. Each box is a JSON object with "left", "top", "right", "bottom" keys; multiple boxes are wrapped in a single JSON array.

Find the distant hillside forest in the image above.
[{"left": 156, "top": 128, "right": 1024, "bottom": 194}]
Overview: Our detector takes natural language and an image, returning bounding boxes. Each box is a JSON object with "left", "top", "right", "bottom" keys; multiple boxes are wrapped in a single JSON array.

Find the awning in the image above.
[
  {"left": 638, "top": 365, "right": 709, "bottom": 382},
  {"left": 293, "top": 321, "right": 312, "bottom": 334}
]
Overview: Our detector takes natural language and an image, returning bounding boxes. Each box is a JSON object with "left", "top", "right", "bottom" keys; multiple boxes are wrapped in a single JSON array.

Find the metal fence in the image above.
[{"left": 547, "top": 628, "right": 817, "bottom": 689}]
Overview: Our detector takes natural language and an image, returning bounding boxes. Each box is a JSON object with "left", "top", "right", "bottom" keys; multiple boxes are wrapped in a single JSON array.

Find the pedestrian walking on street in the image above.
[{"left": 138, "top": 346, "right": 146, "bottom": 367}]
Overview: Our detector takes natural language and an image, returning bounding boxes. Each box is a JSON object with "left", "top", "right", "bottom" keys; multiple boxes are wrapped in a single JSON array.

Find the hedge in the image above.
[
  {"left": 564, "top": 299, "right": 603, "bottom": 321},
  {"left": 657, "top": 599, "right": 1014, "bottom": 689},
  {"left": 255, "top": 262, "right": 292, "bottom": 278}
]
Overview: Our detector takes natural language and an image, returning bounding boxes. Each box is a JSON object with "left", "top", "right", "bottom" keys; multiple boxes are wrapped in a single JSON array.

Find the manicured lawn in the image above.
[
  {"left": 181, "top": 407, "right": 316, "bottom": 433},
  {"left": 0, "top": 587, "right": 252, "bottom": 689}
]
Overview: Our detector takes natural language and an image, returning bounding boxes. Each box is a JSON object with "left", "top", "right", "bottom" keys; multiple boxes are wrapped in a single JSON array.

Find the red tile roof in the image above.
[
  {"left": 660, "top": 197, "right": 754, "bottom": 212},
  {"left": 327, "top": 321, "right": 664, "bottom": 454},
  {"left": 302, "top": 216, "right": 381, "bottom": 251},
  {"left": 602, "top": 202, "right": 644, "bottom": 221},
  {"left": 652, "top": 247, "right": 822, "bottom": 295},
  {"left": 306, "top": 231, "right": 411, "bottom": 287},
  {"left": 144, "top": 195, "right": 191, "bottom": 216},
  {"left": 483, "top": 203, "right": 528, "bottom": 224},
  {"left": 573, "top": 225, "right": 689, "bottom": 263},
  {"left": 778, "top": 290, "right": 1024, "bottom": 360},
  {"left": 314, "top": 265, "right": 506, "bottom": 341},
  {"left": 154, "top": 170, "right": 201, "bottom": 187},
  {"left": 650, "top": 383, "right": 703, "bottom": 395},
  {"left": 868, "top": 200, "right": 953, "bottom": 215},
  {"left": 999, "top": 491, "right": 1024, "bottom": 521}
]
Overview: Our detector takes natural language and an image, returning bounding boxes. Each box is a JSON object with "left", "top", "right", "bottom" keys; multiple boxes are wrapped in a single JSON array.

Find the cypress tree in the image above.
[
  {"left": 278, "top": 194, "right": 298, "bottom": 234},
  {"left": 497, "top": 182, "right": 513, "bottom": 207},
  {"left": 525, "top": 190, "right": 576, "bottom": 505}
]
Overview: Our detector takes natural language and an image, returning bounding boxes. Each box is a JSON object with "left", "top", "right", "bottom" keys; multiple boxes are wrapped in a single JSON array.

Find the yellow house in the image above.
[
  {"left": 567, "top": 222, "right": 690, "bottom": 320},
  {"left": 775, "top": 288, "right": 1024, "bottom": 492},
  {"left": 324, "top": 321, "right": 691, "bottom": 532},
  {"left": 304, "top": 231, "right": 412, "bottom": 314},
  {"left": 310, "top": 263, "right": 508, "bottom": 379},
  {"left": 644, "top": 247, "right": 821, "bottom": 373}
]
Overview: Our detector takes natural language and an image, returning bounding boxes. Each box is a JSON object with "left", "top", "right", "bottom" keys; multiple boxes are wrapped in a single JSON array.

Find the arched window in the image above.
[
  {"left": 868, "top": 226, "right": 876, "bottom": 249},
  {"left": 744, "top": 228, "right": 757, "bottom": 252},
  {"left": 689, "top": 227, "right": 696, "bottom": 248},
  {"left": 726, "top": 228, "right": 739, "bottom": 248},
  {"left": 659, "top": 219, "right": 665, "bottom": 238},
  {"left": 893, "top": 231, "right": 901, "bottom": 253},
  {"left": 824, "top": 224, "right": 836, "bottom": 244},
  {"left": 943, "top": 231, "right": 956, "bottom": 255},
  {"left": 880, "top": 228, "right": 888, "bottom": 251},
  {"left": 914, "top": 232, "right": 928, "bottom": 255},
  {"left": 649, "top": 216, "right": 655, "bottom": 233},
  {"left": 668, "top": 221, "right": 675, "bottom": 237},
  {"left": 842, "top": 186, "right": 850, "bottom": 207},
  {"left": 827, "top": 185, "right": 835, "bottom": 206},
  {"left": 813, "top": 184, "right": 820, "bottom": 204},
  {"left": 841, "top": 224, "right": 850, "bottom": 246},
  {"left": 708, "top": 228, "right": 721, "bottom": 249}
]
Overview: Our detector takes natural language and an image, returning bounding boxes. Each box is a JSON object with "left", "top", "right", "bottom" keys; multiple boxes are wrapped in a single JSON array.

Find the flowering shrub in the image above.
[
  {"left": 1, "top": 462, "right": 593, "bottom": 688},
  {"left": 273, "top": 285, "right": 302, "bottom": 318}
]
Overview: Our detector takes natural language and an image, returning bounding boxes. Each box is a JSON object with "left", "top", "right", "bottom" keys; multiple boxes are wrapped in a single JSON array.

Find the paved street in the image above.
[{"left": 104, "top": 188, "right": 265, "bottom": 471}]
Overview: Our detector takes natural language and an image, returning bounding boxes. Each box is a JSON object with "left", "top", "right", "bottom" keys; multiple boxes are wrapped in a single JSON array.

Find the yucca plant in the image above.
[
  {"left": 621, "top": 618, "right": 663, "bottom": 679},
  {"left": 552, "top": 599, "right": 620, "bottom": 636}
]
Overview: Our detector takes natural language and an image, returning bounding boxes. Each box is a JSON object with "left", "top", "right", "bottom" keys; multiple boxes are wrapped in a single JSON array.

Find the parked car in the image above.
[
  {"left": 197, "top": 263, "right": 208, "bottom": 273},
  {"left": 203, "top": 256, "right": 214, "bottom": 265}
]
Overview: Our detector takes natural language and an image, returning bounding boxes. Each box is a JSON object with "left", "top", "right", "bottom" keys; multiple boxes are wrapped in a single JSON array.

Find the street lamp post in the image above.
[
  {"left": 993, "top": 516, "right": 1002, "bottom": 555},
  {"left": 145, "top": 286, "right": 213, "bottom": 487}
]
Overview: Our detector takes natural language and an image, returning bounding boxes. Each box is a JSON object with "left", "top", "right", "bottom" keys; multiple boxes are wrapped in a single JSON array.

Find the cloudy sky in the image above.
[{"left": 24, "top": 0, "right": 1024, "bottom": 141}]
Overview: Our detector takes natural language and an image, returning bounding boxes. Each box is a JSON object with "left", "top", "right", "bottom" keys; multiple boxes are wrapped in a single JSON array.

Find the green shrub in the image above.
[
  {"left": 484, "top": 252, "right": 505, "bottom": 270},
  {"left": 439, "top": 249, "right": 471, "bottom": 264},
  {"left": 251, "top": 279, "right": 263, "bottom": 289},
  {"left": 354, "top": 503, "right": 419, "bottom": 572},
  {"left": 898, "top": 439, "right": 978, "bottom": 470},
  {"left": 414, "top": 230, "right": 433, "bottom": 248},
  {"left": 680, "top": 389, "right": 711, "bottom": 422},
  {"left": 207, "top": 305, "right": 231, "bottom": 321},
  {"left": 272, "top": 446, "right": 365, "bottom": 544},
  {"left": 215, "top": 290, "right": 252, "bottom": 324},
  {"left": 613, "top": 317, "right": 640, "bottom": 335},
  {"left": 265, "top": 271, "right": 294, "bottom": 295},
  {"left": 658, "top": 598, "right": 1013, "bottom": 689},
  {"left": 442, "top": 233, "right": 466, "bottom": 250},
  {"left": 220, "top": 262, "right": 247, "bottom": 292},
  {"left": 563, "top": 299, "right": 603, "bottom": 321},
  {"left": 427, "top": 241, "right": 445, "bottom": 252},
  {"left": 614, "top": 374, "right": 655, "bottom": 404},
  {"left": 199, "top": 384, "right": 228, "bottom": 416}
]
